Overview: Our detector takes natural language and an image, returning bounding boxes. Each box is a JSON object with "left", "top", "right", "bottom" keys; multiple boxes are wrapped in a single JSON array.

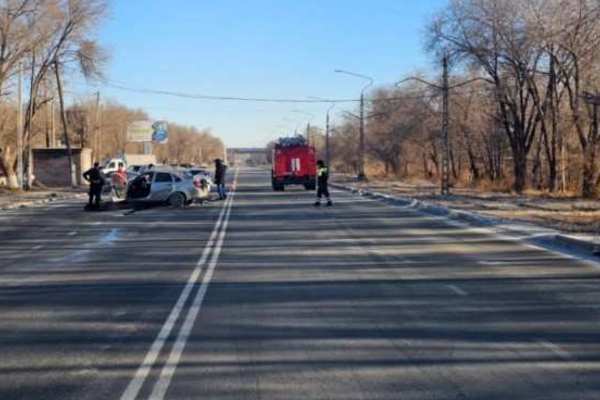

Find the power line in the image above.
[
  {"left": 76, "top": 79, "right": 437, "bottom": 104},
  {"left": 102, "top": 81, "right": 360, "bottom": 104}
]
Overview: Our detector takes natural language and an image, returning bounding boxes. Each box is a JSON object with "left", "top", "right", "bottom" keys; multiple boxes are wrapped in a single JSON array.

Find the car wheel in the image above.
[{"left": 168, "top": 192, "right": 186, "bottom": 208}]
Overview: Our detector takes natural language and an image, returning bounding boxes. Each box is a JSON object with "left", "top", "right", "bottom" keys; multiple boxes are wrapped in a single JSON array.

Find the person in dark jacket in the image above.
[
  {"left": 314, "top": 160, "right": 332, "bottom": 207},
  {"left": 83, "top": 162, "right": 105, "bottom": 209},
  {"left": 214, "top": 159, "right": 228, "bottom": 200}
]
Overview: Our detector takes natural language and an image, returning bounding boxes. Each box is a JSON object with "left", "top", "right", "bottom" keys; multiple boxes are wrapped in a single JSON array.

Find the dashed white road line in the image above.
[
  {"left": 447, "top": 284, "right": 468, "bottom": 297},
  {"left": 67, "top": 231, "right": 78, "bottom": 236},
  {"left": 32, "top": 245, "right": 44, "bottom": 251},
  {"left": 120, "top": 170, "right": 238, "bottom": 400},
  {"left": 149, "top": 191, "right": 236, "bottom": 400},
  {"left": 478, "top": 260, "right": 510, "bottom": 266},
  {"left": 538, "top": 340, "right": 572, "bottom": 361}
]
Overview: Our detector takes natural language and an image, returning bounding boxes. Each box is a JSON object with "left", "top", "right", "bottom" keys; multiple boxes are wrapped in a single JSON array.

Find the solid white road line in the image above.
[
  {"left": 149, "top": 191, "right": 236, "bottom": 400},
  {"left": 538, "top": 340, "right": 572, "bottom": 361},
  {"left": 119, "top": 198, "right": 231, "bottom": 400},
  {"left": 447, "top": 284, "right": 468, "bottom": 297}
]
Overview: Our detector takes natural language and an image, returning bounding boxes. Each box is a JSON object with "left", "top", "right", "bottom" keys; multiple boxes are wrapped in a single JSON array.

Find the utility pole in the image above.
[
  {"left": 358, "top": 92, "right": 366, "bottom": 181},
  {"left": 396, "top": 54, "right": 489, "bottom": 195},
  {"left": 334, "top": 69, "right": 373, "bottom": 181},
  {"left": 325, "top": 110, "right": 331, "bottom": 167},
  {"left": 94, "top": 91, "right": 101, "bottom": 160},
  {"left": 441, "top": 54, "right": 450, "bottom": 196},
  {"left": 16, "top": 62, "right": 23, "bottom": 190},
  {"left": 306, "top": 122, "right": 311, "bottom": 146},
  {"left": 50, "top": 97, "right": 56, "bottom": 147}
]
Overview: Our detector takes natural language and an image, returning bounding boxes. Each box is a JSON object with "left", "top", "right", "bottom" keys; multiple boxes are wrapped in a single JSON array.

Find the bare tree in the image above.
[{"left": 427, "top": 0, "right": 554, "bottom": 192}]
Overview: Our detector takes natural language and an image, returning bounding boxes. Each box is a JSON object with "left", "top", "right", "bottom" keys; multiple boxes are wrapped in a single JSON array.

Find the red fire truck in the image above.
[{"left": 271, "top": 137, "right": 317, "bottom": 191}]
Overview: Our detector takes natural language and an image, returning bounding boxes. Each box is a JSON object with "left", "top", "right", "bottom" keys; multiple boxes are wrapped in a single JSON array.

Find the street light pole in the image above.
[
  {"left": 94, "top": 91, "right": 101, "bottom": 160},
  {"left": 335, "top": 69, "right": 373, "bottom": 181},
  {"left": 395, "top": 54, "right": 480, "bottom": 196},
  {"left": 441, "top": 54, "right": 450, "bottom": 196},
  {"left": 326, "top": 104, "right": 334, "bottom": 167},
  {"left": 16, "top": 62, "right": 23, "bottom": 190},
  {"left": 359, "top": 92, "right": 366, "bottom": 180},
  {"left": 307, "top": 98, "right": 336, "bottom": 167}
]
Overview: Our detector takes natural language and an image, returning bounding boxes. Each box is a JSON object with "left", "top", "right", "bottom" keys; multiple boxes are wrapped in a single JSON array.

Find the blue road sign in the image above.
[{"left": 152, "top": 121, "right": 169, "bottom": 144}]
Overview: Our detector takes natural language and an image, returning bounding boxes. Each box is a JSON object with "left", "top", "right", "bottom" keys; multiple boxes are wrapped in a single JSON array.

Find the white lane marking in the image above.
[
  {"left": 119, "top": 198, "right": 231, "bottom": 400},
  {"left": 149, "top": 189, "right": 236, "bottom": 400},
  {"left": 68, "top": 231, "right": 78, "bottom": 236},
  {"left": 32, "top": 245, "right": 44, "bottom": 251},
  {"left": 447, "top": 284, "right": 468, "bottom": 296},
  {"left": 478, "top": 260, "right": 510, "bottom": 266},
  {"left": 538, "top": 340, "right": 572, "bottom": 360}
]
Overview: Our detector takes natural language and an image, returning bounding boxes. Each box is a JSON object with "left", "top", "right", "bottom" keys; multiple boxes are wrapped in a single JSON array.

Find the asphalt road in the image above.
[{"left": 1, "top": 168, "right": 600, "bottom": 399}]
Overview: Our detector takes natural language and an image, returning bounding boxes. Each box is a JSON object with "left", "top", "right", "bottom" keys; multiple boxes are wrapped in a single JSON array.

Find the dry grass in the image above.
[{"left": 335, "top": 175, "right": 600, "bottom": 233}]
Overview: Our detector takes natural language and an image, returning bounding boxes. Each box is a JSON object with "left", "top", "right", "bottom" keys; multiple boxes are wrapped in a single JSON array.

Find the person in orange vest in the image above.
[{"left": 314, "top": 160, "right": 332, "bottom": 207}]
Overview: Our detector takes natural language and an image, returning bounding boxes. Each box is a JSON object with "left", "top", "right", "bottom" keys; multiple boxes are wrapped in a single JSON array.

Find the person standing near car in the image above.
[
  {"left": 214, "top": 159, "right": 227, "bottom": 200},
  {"left": 314, "top": 160, "right": 332, "bottom": 207},
  {"left": 83, "top": 162, "right": 105, "bottom": 209},
  {"left": 112, "top": 162, "right": 128, "bottom": 199}
]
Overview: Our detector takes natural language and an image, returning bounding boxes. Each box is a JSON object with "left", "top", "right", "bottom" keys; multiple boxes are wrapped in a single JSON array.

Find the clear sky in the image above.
[{"left": 75, "top": 0, "right": 448, "bottom": 147}]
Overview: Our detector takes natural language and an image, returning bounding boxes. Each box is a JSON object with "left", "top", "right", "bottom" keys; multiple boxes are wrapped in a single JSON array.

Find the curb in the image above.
[
  {"left": 332, "top": 182, "right": 600, "bottom": 258},
  {"left": 331, "top": 182, "right": 500, "bottom": 227},
  {"left": 555, "top": 235, "right": 600, "bottom": 255}
]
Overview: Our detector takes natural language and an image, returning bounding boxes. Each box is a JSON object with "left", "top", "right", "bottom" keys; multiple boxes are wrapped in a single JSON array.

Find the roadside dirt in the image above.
[
  {"left": 335, "top": 177, "right": 600, "bottom": 234},
  {"left": 0, "top": 187, "right": 85, "bottom": 210}
]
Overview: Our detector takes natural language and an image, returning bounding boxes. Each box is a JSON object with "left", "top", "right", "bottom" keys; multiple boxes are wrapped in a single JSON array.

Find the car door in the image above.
[{"left": 151, "top": 172, "right": 174, "bottom": 201}]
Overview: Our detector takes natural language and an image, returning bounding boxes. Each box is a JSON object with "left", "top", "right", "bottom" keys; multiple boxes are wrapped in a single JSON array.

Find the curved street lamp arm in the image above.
[
  {"left": 335, "top": 69, "right": 374, "bottom": 94},
  {"left": 447, "top": 77, "right": 494, "bottom": 90},
  {"left": 395, "top": 76, "right": 442, "bottom": 90},
  {"left": 342, "top": 110, "right": 360, "bottom": 120}
]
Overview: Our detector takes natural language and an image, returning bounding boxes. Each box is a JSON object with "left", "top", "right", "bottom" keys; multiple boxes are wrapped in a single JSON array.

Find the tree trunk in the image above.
[
  {"left": 466, "top": 143, "right": 479, "bottom": 182},
  {"left": 547, "top": 157, "right": 557, "bottom": 192},
  {"left": 582, "top": 144, "right": 597, "bottom": 198},
  {"left": 513, "top": 147, "right": 528, "bottom": 194},
  {"left": 54, "top": 60, "right": 76, "bottom": 187},
  {"left": 582, "top": 104, "right": 599, "bottom": 198},
  {"left": 0, "top": 146, "right": 19, "bottom": 189},
  {"left": 531, "top": 135, "right": 543, "bottom": 190}
]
